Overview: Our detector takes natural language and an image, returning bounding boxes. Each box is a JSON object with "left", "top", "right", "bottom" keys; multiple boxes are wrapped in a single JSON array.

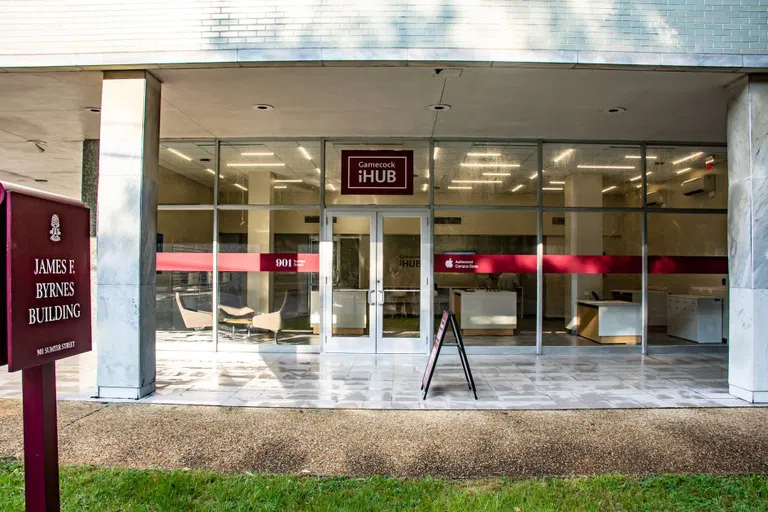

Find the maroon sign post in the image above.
[
  {"left": 340, "top": 150, "right": 414, "bottom": 195},
  {"left": 0, "top": 182, "right": 92, "bottom": 512}
]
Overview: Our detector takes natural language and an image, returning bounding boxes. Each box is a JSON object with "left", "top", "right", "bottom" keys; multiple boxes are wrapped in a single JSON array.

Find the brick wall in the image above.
[{"left": 1, "top": 1, "right": 767, "bottom": 67}]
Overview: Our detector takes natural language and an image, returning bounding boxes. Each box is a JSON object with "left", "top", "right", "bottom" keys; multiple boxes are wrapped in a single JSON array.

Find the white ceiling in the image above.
[{"left": 0, "top": 66, "right": 738, "bottom": 198}]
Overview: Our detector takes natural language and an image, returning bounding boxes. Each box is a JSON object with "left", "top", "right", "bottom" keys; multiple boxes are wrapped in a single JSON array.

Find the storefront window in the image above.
[
  {"left": 159, "top": 141, "right": 216, "bottom": 205},
  {"left": 543, "top": 212, "right": 642, "bottom": 346},
  {"left": 156, "top": 210, "right": 214, "bottom": 346},
  {"left": 217, "top": 209, "right": 320, "bottom": 348},
  {"left": 648, "top": 213, "right": 728, "bottom": 346},
  {"left": 219, "top": 141, "right": 321, "bottom": 206},
  {"left": 434, "top": 142, "right": 538, "bottom": 206},
  {"left": 433, "top": 209, "right": 537, "bottom": 346},
  {"left": 543, "top": 144, "right": 642, "bottom": 208},
  {"left": 646, "top": 146, "right": 727, "bottom": 209}
]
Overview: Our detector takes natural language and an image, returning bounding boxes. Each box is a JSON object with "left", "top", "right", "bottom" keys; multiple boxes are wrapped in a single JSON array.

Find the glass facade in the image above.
[{"left": 156, "top": 139, "right": 728, "bottom": 353}]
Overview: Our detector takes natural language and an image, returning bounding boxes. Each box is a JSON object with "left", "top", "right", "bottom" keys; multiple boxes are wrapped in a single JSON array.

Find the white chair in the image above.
[
  {"left": 175, "top": 293, "right": 213, "bottom": 330},
  {"left": 251, "top": 293, "right": 288, "bottom": 343}
]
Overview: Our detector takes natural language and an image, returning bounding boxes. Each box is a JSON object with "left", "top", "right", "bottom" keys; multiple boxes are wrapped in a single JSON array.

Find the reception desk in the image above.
[
  {"left": 450, "top": 289, "right": 517, "bottom": 335},
  {"left": 310, "top": 289, "right": 368, "bottom": 335},
  {"left": 576, "top": 300, "right": 642, "bottom": 344},
  {"left": 611, "top": 289, "right": 669, "bottom": 327},
  {"left": 666, "top": 294, "right": 722, "bottom": 344}
]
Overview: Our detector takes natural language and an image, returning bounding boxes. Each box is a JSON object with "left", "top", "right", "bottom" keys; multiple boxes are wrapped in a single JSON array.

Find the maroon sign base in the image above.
[{"left": 22, "top": 361, "right": 60, "bottom": 512}]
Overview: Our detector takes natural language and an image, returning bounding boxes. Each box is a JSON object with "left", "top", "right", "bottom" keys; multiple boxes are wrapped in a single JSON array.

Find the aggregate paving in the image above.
[{"left": 1, "top": 399, "right": 767, "bottom": 478}]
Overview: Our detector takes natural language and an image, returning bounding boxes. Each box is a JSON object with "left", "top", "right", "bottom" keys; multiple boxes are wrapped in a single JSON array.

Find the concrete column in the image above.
[
  {"left": 564, "top": 173, "right": 603, "bottom": 332},
  {"left": 247, "top": 172, "right": 274, "bottom": 313},
  {"left": 96, "top": 71, "right": 161, "bottom": 399},
  {"left": 726, "top": 75, "right": 768, "bottom": 403}
]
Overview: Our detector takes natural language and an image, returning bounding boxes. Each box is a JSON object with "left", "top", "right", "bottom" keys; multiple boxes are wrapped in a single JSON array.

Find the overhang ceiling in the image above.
[{"left": 0, "top": 65, "right": 738, "bottom": 198}]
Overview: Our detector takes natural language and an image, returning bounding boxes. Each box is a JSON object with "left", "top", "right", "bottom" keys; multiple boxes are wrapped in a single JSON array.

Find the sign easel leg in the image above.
[{"left": 22, "top": 361, "right": 60, "bottom": 512}]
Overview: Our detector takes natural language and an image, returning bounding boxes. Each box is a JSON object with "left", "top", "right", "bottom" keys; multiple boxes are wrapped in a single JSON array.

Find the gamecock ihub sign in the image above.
[{"left": 341, "top": 150, "right": 414, "bottom": 195}]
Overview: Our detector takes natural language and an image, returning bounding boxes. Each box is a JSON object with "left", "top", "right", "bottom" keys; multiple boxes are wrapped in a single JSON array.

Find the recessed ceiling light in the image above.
[
  {"left": 529, "top": 172, "right": 538, "bottom": 180},
  {"left": 84, "top": 106, "right": 101, "bottom": 113},
  {"left": 428, "top": 104, "right": 451, "bottom": 111},
  {"left": 467, "top": 152, "right": 501, "bottom": 157},
  {"left": 542, "top": 187, "right": 564, "bottom": 191},
  {"left": 241, "top": 152, "right": 274, "bottom": 156},
  {"left": 251, "top": 104, "right": 274, "bottom": 111},
  {"left": 298, "top": 146, "right": 312, "bottom": 160},
  {"left": 460, "top": 163, "right": 520, "bottom": 168},
  {"left": 602, "top": 107, "right": 626, "bottom": 114},
  {"left": 274, "top": 179, "right": 302, "bottom": 183},
  {"left": 227, "top": 163, "right": 286, "bottom": 167},
  {"left": 422, "top": 183, "right": 429, "bottom": 192},
  {"left": 675, "top": 167, "right": 692, "bottom": 175},
  {"left": 448, "top": 186, "right": 472, "bottom": 190},
  {"left": 274, "top": 185, "right": 288, "bottom": 189},
  {"left": 672, "top": 152, "right": 703, "bottom": 165},
  {"left": 205, "top": 168, "right": 215, "bottom": 175},
  {"left": 553, "top": 149, "right": 573, "bottom": 162},
  {"left": 315, "top": 167, "right": 321, "bottom": 173},
  {"left": 167, "top": 148, "right": 191, "bottom": 161},
  {"left": 602, "top": 186, "right": 617, "bottom": 193},
  {"left": 549, "top": 180, "right": 565, "bottom": 185},
  {"left": 433, "top": 147, "right": 439, "bottom": 159},
  {"left": 234, "top": 183, "right": 248, "bottom": 191},
  {"left": 452, "top": 180, "right": 501, "bottom": 184},
  {"left": 629, "top": 172, "right": 653, "bottom": 181},
  {"left": 483, "top": 172, "right": 511, "bottom": 176},
  {"left": 625, "top": 155, "right": 657, "bottom": 159},
  {"left": 512, "top": 184, "right": 523, "bottom": 192},
  {"left": 577, "top": 165, "right": 634, "bottom": 170}
]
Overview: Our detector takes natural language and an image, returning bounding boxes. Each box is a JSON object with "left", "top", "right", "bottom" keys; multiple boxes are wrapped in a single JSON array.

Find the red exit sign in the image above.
[{"left": 340, "top": 150, "right": 414, "bottom": 195}]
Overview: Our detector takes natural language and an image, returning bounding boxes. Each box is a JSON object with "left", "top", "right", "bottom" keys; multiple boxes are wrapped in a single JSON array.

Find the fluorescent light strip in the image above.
[
  {"left": 672, "top": 152, "right": 703, "bottom": 165},
  {"left": 529, "top": 172, "right": 538, "bottom": 180},
  {"left": 602, "top": 186, "right": 617, "bottom": 193},
  {"left": 482, "top": 172, "right": 511, "bottom": 176},
  {"left": 315, "top": 167, "right": 321, "bottom": 173},
  {"left": 274, "top": 179, "right": 302, "bottom": 183},
  {"left": 452, "top": 180, "right": 501, "bottom": 184},
  {"left": 298, "top": 146, "right": 311, "bottom": 160},
  {"left": 448, "top": 186, "right": 472, "bottom": 190},
  {"left": 553, "top": 149, "right": 573, "bottom": 162},
  {"left": 227, "top": 163, "right": 286, "bottom": 167},
  {"left": 422, "top": 183, "right": 429, "bottom": 192},
  {"left": 542, "top": 187, "right": 563, "bottom": 191},
  {"left": 433, "top": 147, "right": 439, "bottom": 159},
  {"left": 240, "top": 152, "right": 274, "bottom": 156},
  {"left": 629, "top": 172, "right": 653, "bottom": 182},
  {"left": 512, "top": 184, "right": 523, "bottom": 192},
  {"left": 167, "top": 148, "right": 192, "bottom": 161},
  {"left": 549, "top": 181, "right": 565, "bottom": 185},
  {"left": 234, "top": 183, "right": 248, "bottom": 191},
  {"left": 274, "top": 185, "right": 288, "bottom": 189},
  {"left": 460, "top": 163, "right": 520, "bottom": 168},
  {"left": 204, "top": 168, "right": 215, "bottom": 175},
  {"left": 326, "top": 184, "right": 336, "bottom": 191},
  {"left": 675, "top": 167, "right": 692, "bottom": 175},
  {"left": 467, "top": 152, "right": 501, "bottom": 157},
  {"left": 625, "top": 155, "right": 657, "bottom": 159},
  {"left": 577, "top": 165, "right": 635, "bottom": 170}
]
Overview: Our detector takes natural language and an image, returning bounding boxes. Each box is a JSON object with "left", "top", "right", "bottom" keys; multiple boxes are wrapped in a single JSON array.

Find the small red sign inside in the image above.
[
  {"left": 2, "top": 186, "right": 92, "bottom": 372},
  {"left": 341, "top": 150, "right": 414, "bottom": 195}
]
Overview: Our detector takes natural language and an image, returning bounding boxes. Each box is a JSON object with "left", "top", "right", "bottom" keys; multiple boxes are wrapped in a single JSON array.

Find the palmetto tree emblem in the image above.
[{"left": 50, "top": 214, "right": 61, "bottom": 242}]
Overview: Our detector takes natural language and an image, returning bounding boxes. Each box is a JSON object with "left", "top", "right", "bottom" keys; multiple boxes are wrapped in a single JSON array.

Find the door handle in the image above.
[
  {"left": 378, "top": 290, "right": 385, "bottom": 306},
  {"left": 368, "top": 289, "right": 375, "bottom": 305}
]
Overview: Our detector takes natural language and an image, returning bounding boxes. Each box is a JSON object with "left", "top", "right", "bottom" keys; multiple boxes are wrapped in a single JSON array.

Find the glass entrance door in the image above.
[{"left": 322, "top": 209, "right": 431, "bottom": 354}]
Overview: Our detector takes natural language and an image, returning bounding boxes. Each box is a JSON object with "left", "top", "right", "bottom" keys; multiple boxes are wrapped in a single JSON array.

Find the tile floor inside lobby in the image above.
[{"left": 0, "top": 349, "right": 755, "bottom": 410}]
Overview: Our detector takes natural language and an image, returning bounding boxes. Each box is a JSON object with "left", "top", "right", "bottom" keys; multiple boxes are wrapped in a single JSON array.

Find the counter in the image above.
[
  {"left": 610, "top": 289, "right": 669, "bottom": 327},
  {"left": 576, "top": 300, "right": 642, "bottom": 344},
  {"left": 450, "top": 289, "right": 517, "bottom": 335},
  {"left": 666, "top": 294, "right": 722, "bottom": 343}
]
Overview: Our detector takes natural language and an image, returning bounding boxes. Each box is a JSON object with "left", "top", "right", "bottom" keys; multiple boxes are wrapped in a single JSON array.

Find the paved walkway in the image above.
[
  {"left": 0, "top": 350, "right": 750, "bottom": 409},
  {"left": 1, "top": 401, "right": 767, "bottom": 478}
]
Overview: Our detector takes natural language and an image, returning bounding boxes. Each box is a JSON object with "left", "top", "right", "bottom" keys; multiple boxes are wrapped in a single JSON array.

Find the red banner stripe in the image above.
[
  {"left": 156, "top": 253, "right": 319, "bottom": 273},
  {"left": 156, "top": 253, "right": 727, "bottom": 275}
]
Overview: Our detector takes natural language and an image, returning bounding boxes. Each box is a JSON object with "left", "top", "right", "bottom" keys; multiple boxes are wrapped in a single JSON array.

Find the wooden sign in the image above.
[
  {"left": 0, "top": 182, "right": 92, "bottom": 512},
  {"left": 421, "top": 310, "right": 477, "bottom": 400}
]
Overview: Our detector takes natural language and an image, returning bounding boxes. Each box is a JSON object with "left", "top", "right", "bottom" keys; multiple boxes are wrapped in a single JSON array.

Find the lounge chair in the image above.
[
  {"left": 175, "top": 292, "right": 214, "bottom": 329},
  {"left": 251, "top": 292, "right": 288, "bottom": 343}
]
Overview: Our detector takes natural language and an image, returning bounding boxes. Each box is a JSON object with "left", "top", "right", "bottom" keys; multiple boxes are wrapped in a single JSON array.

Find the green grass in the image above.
[{"left": 1, "top": 458, "right": 767, "bottom": 511}]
